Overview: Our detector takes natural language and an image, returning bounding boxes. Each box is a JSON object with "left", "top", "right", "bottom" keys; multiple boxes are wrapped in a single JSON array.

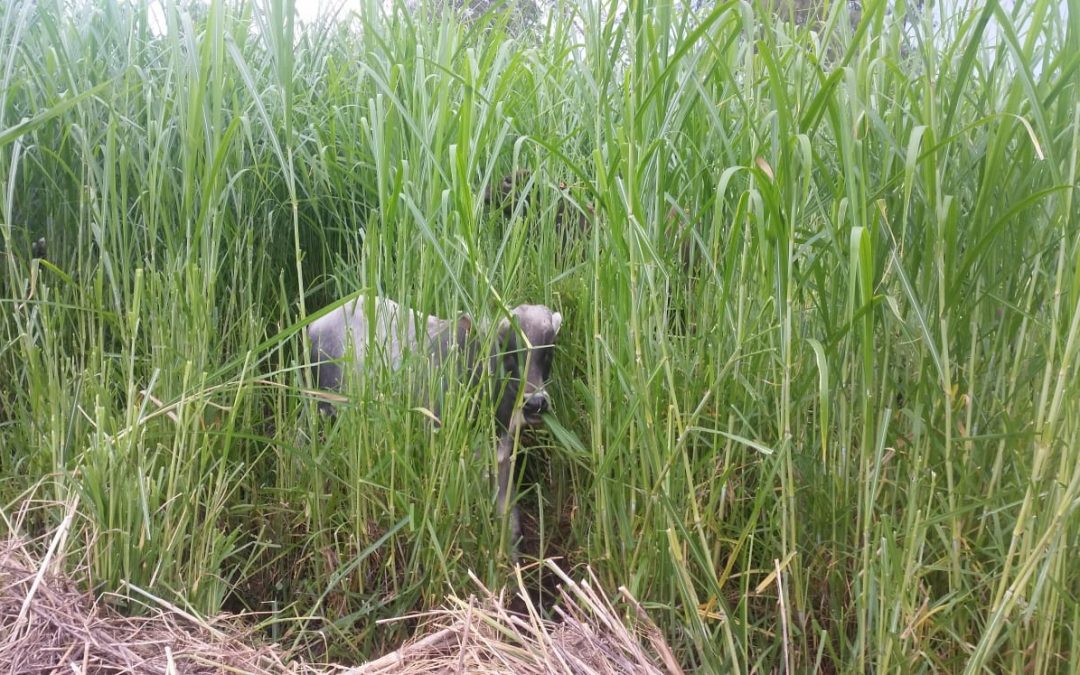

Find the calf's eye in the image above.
[{"left": 504, "top": 352, "right": 520, "bottom": 373}]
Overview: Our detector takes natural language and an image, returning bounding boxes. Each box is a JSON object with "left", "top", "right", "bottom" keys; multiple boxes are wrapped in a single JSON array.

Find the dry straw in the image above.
[
  {"left": 1, "top": 513, "right": 678, "bottom": 675},
  {"left": 347, "top": 562, "right": 683, "bottom": 675}
]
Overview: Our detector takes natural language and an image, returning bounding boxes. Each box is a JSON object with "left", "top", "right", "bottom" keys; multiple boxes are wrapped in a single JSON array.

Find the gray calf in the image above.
[{"left": 306, "top": 295, "right": 562, "bottom": 549}]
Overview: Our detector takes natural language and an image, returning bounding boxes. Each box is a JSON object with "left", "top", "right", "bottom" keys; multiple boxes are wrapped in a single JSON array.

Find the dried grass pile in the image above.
[
  {"left": 0, "top": 512, "right": 289, "bottom": 674},
  {"left": 1, "top": 509, "right": 680, "bottom": 674},
  {"left": 348, "top": 562, "right": 684, "bottom": 675}
]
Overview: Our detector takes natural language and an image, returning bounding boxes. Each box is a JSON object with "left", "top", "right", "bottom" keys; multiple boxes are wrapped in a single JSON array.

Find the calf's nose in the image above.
[{"left": 522, "top": 394, "right": 550, "bottom": 416}]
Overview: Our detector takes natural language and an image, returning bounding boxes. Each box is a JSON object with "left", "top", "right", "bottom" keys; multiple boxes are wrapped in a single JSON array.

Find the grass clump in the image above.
[{"left": 2, "top": 0, "right": 1079, "bottom": 671}]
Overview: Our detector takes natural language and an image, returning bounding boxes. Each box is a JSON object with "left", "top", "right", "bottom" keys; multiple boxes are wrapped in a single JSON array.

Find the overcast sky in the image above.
[
  {"left": 285, "top": 1, "right": 1052, "bottom": 36},
  {"left": 146, "top": 0, "right": 1063, "bottom": 51},
  {"left": 292, "top": 0, "right": 351, "bottom": 24},
  {"left": 294, "top": 0, "right": 343, "bottom": 23},
  {"left": 284, "top": 1, "right": 1037, "bottom": 20}
]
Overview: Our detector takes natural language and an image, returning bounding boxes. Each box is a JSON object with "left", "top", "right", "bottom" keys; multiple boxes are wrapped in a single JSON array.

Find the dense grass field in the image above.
[{"left": 2, "top": 0, "right": 1079, "bottom": 671}]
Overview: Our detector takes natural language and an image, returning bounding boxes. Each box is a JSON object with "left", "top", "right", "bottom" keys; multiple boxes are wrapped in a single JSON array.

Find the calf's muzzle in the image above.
[{"left": 521, "top": 392, "right": 550, "bottom": 419}]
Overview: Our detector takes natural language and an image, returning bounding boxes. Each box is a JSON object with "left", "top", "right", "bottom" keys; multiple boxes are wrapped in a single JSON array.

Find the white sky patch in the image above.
[
  {"left": 146, "top": 0, "right": 1068, "bottom": 52},
  {"left": 293, "top": 0, "right": 362, "bottom": 24},
  {"left": 147, "top": 0, "right": 365, "bottom": 35}
]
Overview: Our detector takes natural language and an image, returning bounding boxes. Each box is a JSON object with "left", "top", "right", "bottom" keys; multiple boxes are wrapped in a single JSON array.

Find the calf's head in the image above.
[
  {"left": 484, "top": 170, "right": 533, "bottom": 218},
  {"left": 492, "top": 304, "right": 562, "bottom": 430}
]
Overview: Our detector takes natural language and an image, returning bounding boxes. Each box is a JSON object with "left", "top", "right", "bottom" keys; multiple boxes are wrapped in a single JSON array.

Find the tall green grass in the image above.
[{"left": 1, "top": 0, "right": 1078, "bottom": 670}]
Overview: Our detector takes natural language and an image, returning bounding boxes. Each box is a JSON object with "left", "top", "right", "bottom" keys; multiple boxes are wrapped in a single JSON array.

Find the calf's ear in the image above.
[
  {"left": 551, "top": 312, "right": 563, "bottom": 334},
  {"left": 456, "top": 314, "right": 472, "bottom": 344},
  {"left": 495, "top": 316, "right": 515, "bottom": 350}
]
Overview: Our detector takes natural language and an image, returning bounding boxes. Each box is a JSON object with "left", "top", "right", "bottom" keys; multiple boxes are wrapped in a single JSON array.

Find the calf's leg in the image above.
[{"left": 495, "top": 429, "right": 522, "bottom": 555}]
